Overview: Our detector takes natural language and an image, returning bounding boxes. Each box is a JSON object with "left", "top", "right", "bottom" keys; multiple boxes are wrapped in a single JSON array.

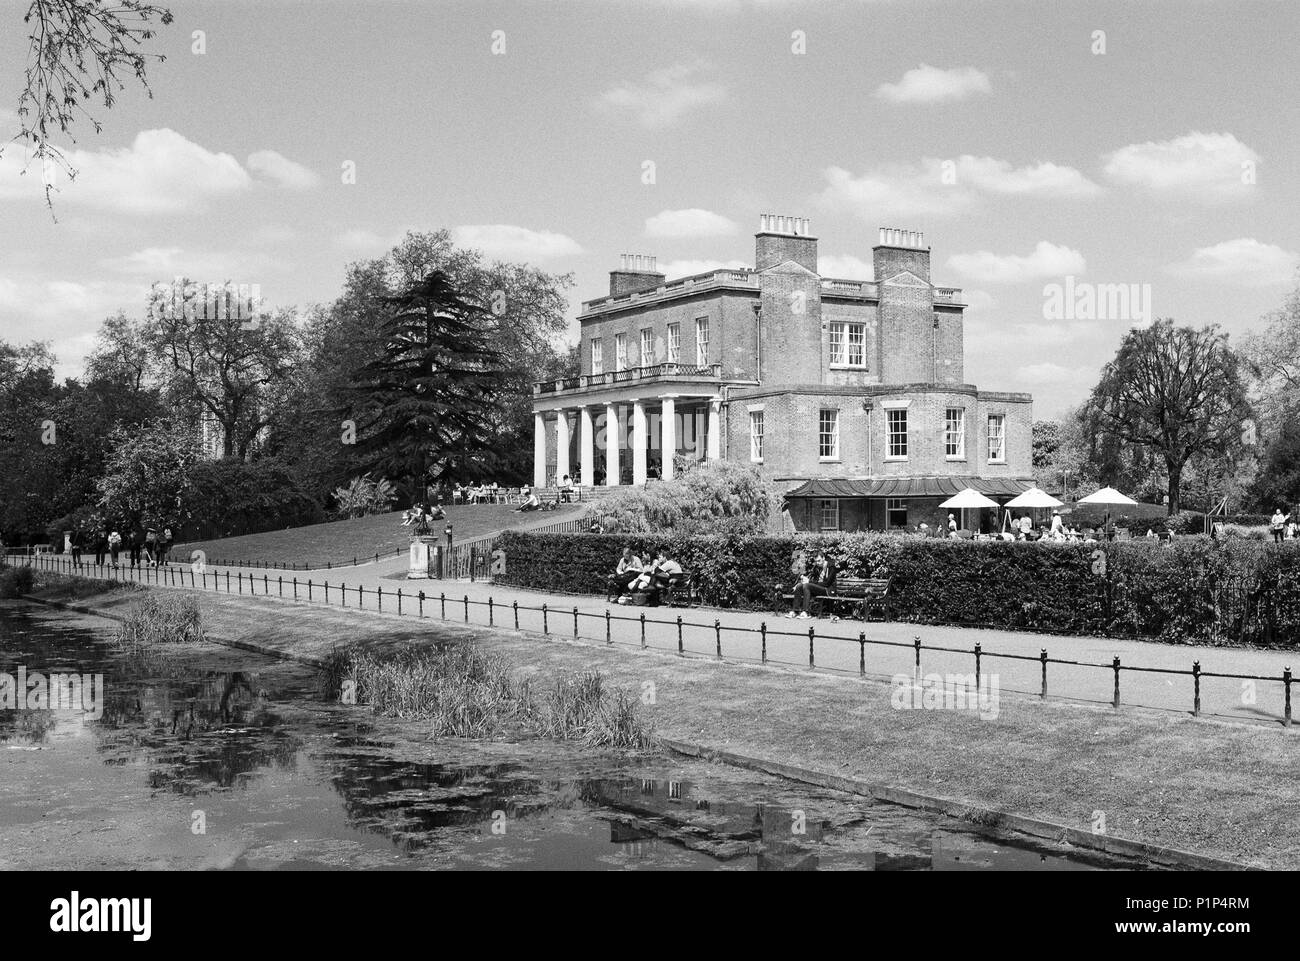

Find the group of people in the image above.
[
  {"left": 606, "top": 547, "right": 684, "bottom": 605},
  {"left": 453, "top": 481, "right": 505, "bottom": 505},
  {"left": 71, "top": 524, "right": 175, "bottom": 568},
  {"left": 909, "top": 511, "right": 1122, "bottom": 543},
  {"left": 450, "top": 476, "right": 581, "bottom": 506},
  {"left": 1270, "top": 508, "right": 1297, "bottom": 543},
  {"left": 400, "top": 501, "right": 446, "bottom": 533}
]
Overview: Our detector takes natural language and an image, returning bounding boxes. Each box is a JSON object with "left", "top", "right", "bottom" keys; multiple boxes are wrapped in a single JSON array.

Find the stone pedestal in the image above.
[{"left": 408, "top": 536, "right": 438, "bottom": 579}]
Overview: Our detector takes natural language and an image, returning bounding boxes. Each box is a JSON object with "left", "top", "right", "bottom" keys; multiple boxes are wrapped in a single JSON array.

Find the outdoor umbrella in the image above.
[
  {"left": 1005, "top": 486, "right": 1065, "bottom": 534},
  {"left": 939, "top": 488, "right": 999, "bottom": 533},
  {"left": 1077, "top": 486, "right": 1139, "bottom": 536}
]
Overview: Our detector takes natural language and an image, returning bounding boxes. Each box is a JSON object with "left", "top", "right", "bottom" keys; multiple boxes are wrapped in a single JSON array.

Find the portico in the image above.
[{"left": 531, "top": 360, "right": 744, "bottom": 487}]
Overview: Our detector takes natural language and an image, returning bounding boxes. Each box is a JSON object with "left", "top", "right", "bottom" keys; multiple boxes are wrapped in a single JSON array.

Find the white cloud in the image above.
[
  {"left": 644, "top": 208, "right": 738, "bottom": 238},
  {"left": 819, "top": 163, "right": 969, "bottom": 220},
  {"left": 1103, "top": 131, "right": 1258, "bottom": 199},
  {"left": 598, "top": 63, "right": 726, "bottom": 128},
  {"left": 247, "top": 150, "right": 321, "bottom": 190},
  {"left": 657, "top": 258, "right": 748, "bottom": 279},
  {"left": 451, "top": 224, "right": 581, "bottom": 262},
  {"left": 0, "top": 276, "right": 152, "bottom": 376},
  {"left": 336, "top": 228, "right": 398, "bottom": 254},
  {"left": 818, "top": 155, "right": 1098, "bottom": 221},
  {"left": 0, "top": 129, "right": 321, "bottom": 212},
  {"left": 1016, "top": 362, "right": 1096, "bottom": 386},
  {"left": 101, "top": 246, "right": 274, "bottom": 279},
  {"left": 952, "top": 156, "right": 1101, "bottom": 198},
  {"left": 0, "top": 129, "right": 250, "bottom": 213},
  {"left": 818, "top": 254, "right": 874, "bottom": 280},
  {"left": 875, "top": 64, "right": 990, "bottom": 104},
  {"left": 947, "top": 242, "right": 1086, "bottom": 283},
  {"left": 1165, "top": 238, "right": 1298, "bottom": 287}
]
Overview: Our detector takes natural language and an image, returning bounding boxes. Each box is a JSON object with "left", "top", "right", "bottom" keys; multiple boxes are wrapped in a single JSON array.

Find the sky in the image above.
[{"left": 0, "top": 0, "right": 1297, "bottom": 419}]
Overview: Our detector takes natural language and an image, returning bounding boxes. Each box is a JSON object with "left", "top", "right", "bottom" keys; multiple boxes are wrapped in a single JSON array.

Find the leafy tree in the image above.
[
  {"left": 0, "top": 340, "right": 63, "bottom": 541},
  {"left": 95, "top": 419, "right": 200, "bottom": 530},
  {"left": 9, "top": 0, "right": 173, "bottom": 207},
  {"left": 1083, "top": 319, "right": 1250, "bottom": 514},
  {"left": 143, "top": 281, "right": 303, "bottom": 459},
  {"left": 302, "top": 230, "right": 573, "bottom": 490},
  {"left": 185, "top": 457, "right": 323, "bottom": 540},
  {"left": 347, "top": 271, "right": 508, "bottom": 494}
]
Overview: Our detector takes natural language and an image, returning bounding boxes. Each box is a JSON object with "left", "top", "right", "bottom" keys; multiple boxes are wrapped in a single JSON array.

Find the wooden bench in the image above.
[
  {"left": 663, "top": 571, "right": 697, "bottom": 608},
  {"left": 776, "top": 577, "right": 891, "bottom": 620}
]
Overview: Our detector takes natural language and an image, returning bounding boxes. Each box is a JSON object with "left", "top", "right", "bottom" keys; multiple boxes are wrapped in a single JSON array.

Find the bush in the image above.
[
  {"left": 114, "top": 593, "right": 204, "bottom": 652},
  {"left": 495, "top": 530, "right": 1300, "bottom": 645},
  {"left": 332, "top": 473, "right": 398, "bottom": 519},
  {"left": 597, "top": 461, "right": 773, "bottom": 535},
  {"left": 0, "top": 565, "right": 35, "bottom": 597}
]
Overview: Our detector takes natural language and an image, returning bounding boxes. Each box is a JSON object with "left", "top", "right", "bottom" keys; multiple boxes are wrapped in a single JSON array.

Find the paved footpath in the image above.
[{"left": 24, "top": 553, "right": 1300, "bottom": 727}]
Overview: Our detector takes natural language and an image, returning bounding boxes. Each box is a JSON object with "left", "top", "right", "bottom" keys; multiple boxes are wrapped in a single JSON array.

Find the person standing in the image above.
[
  {"left": 144, "top": 528, "right": 158, "bottom": 566},
  {"left": 129, "top": 529, "right": 142, "bottom": 567},
  {"left": 70, "top": 528, "right": 83, "bottom": 565},
  {"left": 94, "top": 527, "right": 108, "bottom": 566},
  {"left": 947, "top": 513, "right": 958, "bottom": 537},
  {"left": 1270, "top": 508, "right": 1288, "bottom": 544},
  {"left": 161, "top": 525, "right": 174, "bottom": 565},
  {"left": 108, "top": 530, "right": 122, "bottom": 567}
]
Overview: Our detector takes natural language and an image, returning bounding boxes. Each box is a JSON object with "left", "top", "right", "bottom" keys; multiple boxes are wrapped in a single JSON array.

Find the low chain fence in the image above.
[{"left": 17, "top": 552, "right": 1300, "bottom": 727}]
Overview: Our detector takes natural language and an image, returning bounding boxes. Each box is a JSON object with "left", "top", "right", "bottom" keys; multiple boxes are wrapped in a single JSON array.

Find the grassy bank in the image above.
[{"left": 321, "top": 642, "right": 654, "bottom": 748}]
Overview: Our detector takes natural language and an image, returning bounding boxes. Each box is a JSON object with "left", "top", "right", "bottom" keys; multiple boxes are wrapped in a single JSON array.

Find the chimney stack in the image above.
[
  {"left": 872, "top": 225, "right": 931, "bottom": 282},
  {"left": 755, "top": 212, "right": 818, "bottom": 271},
  {"left": 609, "top": 252, "right": 665, "bottom": 296}
]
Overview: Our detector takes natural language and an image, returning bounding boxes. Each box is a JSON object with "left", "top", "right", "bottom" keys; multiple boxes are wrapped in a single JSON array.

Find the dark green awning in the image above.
[{"left": 784, "top": 476, "right": 1035, "bottom": 498}]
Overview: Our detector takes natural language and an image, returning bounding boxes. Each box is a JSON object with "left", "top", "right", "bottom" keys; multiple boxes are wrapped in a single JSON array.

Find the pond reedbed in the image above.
[{"left": 321, "top": 642, "right": 655, "bottom": 749}]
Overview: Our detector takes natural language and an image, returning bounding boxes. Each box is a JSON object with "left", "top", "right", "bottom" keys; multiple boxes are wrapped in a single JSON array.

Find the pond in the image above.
[{"left": 0, "top": 603, "right": 1159, "bottom": 871}]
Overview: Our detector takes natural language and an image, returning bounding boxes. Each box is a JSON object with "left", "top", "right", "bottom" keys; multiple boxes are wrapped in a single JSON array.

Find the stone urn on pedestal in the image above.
[{"left": 407, "top": 517, "right": 439, "bottom": 579}]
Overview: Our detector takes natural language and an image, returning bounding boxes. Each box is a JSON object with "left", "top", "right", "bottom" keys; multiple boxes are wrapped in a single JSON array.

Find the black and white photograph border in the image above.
[{"left": 0, "top": 0, "right": 1289, "bottom": 925}]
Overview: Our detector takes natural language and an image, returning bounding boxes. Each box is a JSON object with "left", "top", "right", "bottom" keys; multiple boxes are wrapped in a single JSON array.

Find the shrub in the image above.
[
  {"left": 495, "top": 530, "right": 1300, "bottom": 645},
  {"left": 331, "top": 473, "right": 398, "bottom": 519},
  {"left": 0, "top": 565, "right": 35, "bottom": 597},
  {"left": 597, "top": 461, "right": 773, "bottom": 535}
]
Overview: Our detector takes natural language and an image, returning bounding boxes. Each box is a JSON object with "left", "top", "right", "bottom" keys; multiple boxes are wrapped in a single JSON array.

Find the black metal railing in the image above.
[{"left": 18, "top": 552, "right": 1300, "bottom": 727}]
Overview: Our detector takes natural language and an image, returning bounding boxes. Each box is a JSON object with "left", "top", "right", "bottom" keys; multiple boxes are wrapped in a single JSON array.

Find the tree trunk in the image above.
[{"left": 1166, "top": 460, "right": 1183, "bottom": 515}]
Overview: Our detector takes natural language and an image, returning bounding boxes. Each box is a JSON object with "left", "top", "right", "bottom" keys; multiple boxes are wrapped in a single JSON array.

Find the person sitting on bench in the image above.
[
  {"left": 606, "top": 547, "right": 643, "bottom": 602},
  {"left": 785, "top": 551, "right": 836, "bottom": 619},
  {"left": 630, "top": 550, "right": 682, "bottom": 602}
]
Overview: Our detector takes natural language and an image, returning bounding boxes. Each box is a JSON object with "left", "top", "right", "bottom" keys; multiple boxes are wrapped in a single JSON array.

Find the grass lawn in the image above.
[
  {"left": 61, "top": 584, "right": 1300, "bottom": 869},
  {"left": 173, "top": 502, "right": 585, "bottom": 569}
]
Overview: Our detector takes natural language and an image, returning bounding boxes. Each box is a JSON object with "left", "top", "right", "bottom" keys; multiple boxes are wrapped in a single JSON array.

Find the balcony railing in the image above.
[
  {"left": 820, "top": 278, "right": 879, "bottom": 297},
  {"left": 582, "top": 269, "right": 758, "bottom": 313},
  {"left": 934, "top": 287, "right": 964, "bottom": 303},
  {"left": 535, "top": 362, "right": 723, "bottom": 395}
]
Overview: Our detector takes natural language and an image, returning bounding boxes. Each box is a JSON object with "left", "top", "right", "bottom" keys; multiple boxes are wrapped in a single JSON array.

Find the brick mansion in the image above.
[{"left": 531, "top": 215, "right": 1036, "bottom": 532}]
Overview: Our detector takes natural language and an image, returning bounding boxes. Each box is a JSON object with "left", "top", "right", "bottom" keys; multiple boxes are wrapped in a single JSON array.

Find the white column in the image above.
[
  {"left": 555, "top": 408, "right": 570, "bottom": 484},
  {"left": 605, "top": 403, "right": 620, "bottom": 485},
  {"left": 706, "top": 398, "right": 721, "bottom": 461},
  {"left": 579, "top": 406, "right": 594, "bottom": 487},
  {"left": 660, "top": 396, "right": 676, "bottom": 480},
  {"left": 632, "top": 401, "right": 648, "bottom": 486},
  {"left": 533, "top": 412, "right": 546, "bottom": 488}
]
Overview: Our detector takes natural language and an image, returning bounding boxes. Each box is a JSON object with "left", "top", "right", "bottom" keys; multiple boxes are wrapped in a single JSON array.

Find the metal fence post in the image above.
[
  {"left": 974, "top": 642, "right": 982, "bottom": 690},
  {"left": 674, "top": 615, "right": 681, "bottom": 654},
  {"left": 573, "top": 606, "right": 579, "bottom": 638},
  {"left": 278, "top": 576, "right": 283, "bottom": 598},
  {"left": 639, "top": 612, "right": 645, "bottom": 648},
  {"left": 1285, "top": 667, "right": 1293, "bottom": 728},
  {"left": 808, "top": 626, "right": 815, "bottom": 669},
  {"left": 308, "top": 579, "right": 313, "bottom": 601},
  {"left": 440, "top": 592, "right": 446, "bottom": 618},
  {"left": 913, "top": 636, "right": 921, "bottom": 678},
  {"left": 418, "top": 590, "right": 425, "bottom": 617},
  {"left": 1112, "top": 656, "right": 1121, "bottom": 708},
  {"left": 714, "top": 619, "right": 722, "bottom": 660},
  {"left": 397, "top": 588, "right": 402, "bottom": 615},
  {"left": 859, "top": 631, "right": 866, "bottom": 676},
  {"left": 760, "top": 622, "right": 767, "bottom": 664},
  {"left": 1040, "top": 648, "right": 1048, "bottom": 698},
  {"left": 464, "top": 595, "right": 469, "bottom": 623},
  {"left": 262, "top": 574, "right": 267, "bottom": 595},
  {"left": 513, "top": 600, "right": 519, "bottom": 630},
  {"left": 542, "top": 604, "right": 549, "bottom": 635},
  {"left": 1192, "top": 660, "right": 1201, "bottom": 716},
  {"left": 605, "top": 609, "right": 611, "bottom": 644}
]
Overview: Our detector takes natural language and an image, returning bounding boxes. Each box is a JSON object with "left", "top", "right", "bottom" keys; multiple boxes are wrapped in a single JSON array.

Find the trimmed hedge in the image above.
[{"left": 494, "top": 531, "right": 1300, "bottom": 646}]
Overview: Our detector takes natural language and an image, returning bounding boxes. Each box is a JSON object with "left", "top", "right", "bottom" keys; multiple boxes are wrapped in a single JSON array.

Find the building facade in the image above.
[{"left": 532, "top": 216, "right": 1035, "bottom": 531}]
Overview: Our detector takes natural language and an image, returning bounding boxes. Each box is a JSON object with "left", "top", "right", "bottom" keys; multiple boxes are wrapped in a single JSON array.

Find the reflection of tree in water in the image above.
[{"left": 96, "top": 669, "right": 302, "bottom": 794}]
